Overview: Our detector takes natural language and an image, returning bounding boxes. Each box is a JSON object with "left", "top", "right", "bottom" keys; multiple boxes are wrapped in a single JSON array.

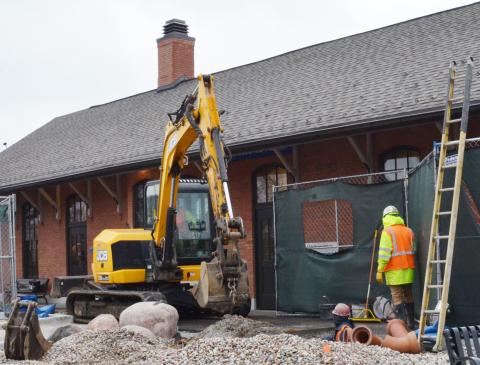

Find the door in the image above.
[
  {"left": 253, "top": 165, "right": 289, "bottom": 309},
  {"left": 67, "top": 195, "right": 87, "bottom": 276},
  {"left": 254, "top": 205, "right": 275, "bottom": 309},
  {"left": 22, "top": 204, "right": 39, "bottom": 278}
]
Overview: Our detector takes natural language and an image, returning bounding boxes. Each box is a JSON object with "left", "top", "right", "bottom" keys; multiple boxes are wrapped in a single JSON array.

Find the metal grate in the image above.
[
  {"left": 303, "top": 199, "right": 354, "bottom": 255},
  {"left": 0, "top": 195, "right": 17, "bottom": 313}
]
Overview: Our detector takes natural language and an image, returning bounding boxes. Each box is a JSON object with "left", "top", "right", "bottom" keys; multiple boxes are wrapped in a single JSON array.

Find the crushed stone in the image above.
[
  {"left": 0, "top": 316, "right": 449, "bottom": 364},
  {"left": 196, "top": 314, "right": 284, "bottom": 338}
]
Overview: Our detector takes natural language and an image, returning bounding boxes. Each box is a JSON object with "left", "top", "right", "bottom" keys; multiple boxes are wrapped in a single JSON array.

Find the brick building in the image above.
[{"left": 1, "top": 5, "right": 480, "bottom": 310}]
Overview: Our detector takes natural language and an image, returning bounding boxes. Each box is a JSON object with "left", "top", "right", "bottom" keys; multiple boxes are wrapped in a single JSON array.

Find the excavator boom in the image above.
[{"left": 151, "top": 74, "right": 249, "bottom": 312}]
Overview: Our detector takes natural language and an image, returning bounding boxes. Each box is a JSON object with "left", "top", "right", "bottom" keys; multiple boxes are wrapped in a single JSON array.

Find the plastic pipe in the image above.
[
  {"left": 382, "top": 319, "right": 420, "bottom": 354},
  {"left": 351, "top": 326, "right": 383, "bottom": 346},
  {"left": 387, "top": 319, "right": 409, "bottom": 337}
]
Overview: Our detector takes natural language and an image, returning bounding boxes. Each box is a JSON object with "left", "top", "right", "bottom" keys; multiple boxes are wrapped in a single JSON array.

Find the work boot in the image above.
[
  {"left": 394, "top": 303, "right": 407, "bottom": 324},
  {"left": 405, "top": 302, "right": 416, "bottom": 330}
]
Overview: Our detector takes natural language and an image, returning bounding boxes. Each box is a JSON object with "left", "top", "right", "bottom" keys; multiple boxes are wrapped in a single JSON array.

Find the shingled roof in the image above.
[{"left": 1, "top": 3, "right": 480, "bottom": 193}]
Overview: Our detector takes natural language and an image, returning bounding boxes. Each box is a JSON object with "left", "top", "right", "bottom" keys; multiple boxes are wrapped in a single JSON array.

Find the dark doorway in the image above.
[
  {"left": 67, "top": 195, "right": 87, "bottom": 276},
  {"left": 253, "top": 165, "right": 289, "bottom": 309},
  {"left": 22, "top": 204, "right": 39, "bottom": 278}
]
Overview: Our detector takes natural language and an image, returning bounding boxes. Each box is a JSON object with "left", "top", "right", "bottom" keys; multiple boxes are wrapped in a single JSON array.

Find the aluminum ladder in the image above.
[{"left": 418, "top": 57, "right": 474, "bottom": 351}]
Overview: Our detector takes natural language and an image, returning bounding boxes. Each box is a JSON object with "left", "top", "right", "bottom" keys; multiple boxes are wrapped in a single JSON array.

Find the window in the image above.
[
  {"left": 255, "top": 166, "right": 289, "bottom": 204},
  {"left": 23, "top": 204, "right": 39, "bottom": 278},
  {"left": 134, "top": 181, "right": 147, "bottom": 228},
  {"left": 67, "top": 195, "right": 87, "bottom": 224},
  {"left": 144, "top": 181, "right": 159, "bottom": 229},
  {"left": 302, "top": 199, "right": 354, "bottom": 255},
  {"left": 382, "top": 147, "right": 420, "bottom": 181}
]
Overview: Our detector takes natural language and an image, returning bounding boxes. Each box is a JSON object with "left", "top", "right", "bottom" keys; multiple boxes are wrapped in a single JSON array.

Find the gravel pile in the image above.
[
  {"left": 42, "top": 329, "right": 175, "bottom": 364},
  {"left": 197, "top": 314, "right": 284, "bottom": 338},
  {"left": 0, "top": 316, "right": 450, "bottom": 364}
]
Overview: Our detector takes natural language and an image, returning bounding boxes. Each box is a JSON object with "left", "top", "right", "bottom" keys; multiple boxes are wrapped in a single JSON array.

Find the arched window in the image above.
[
  {"left": 23, "top": 204, "right": 39, "bottom": 278},
  {"left": 255, "top": 165, "right": 290, "bottom": 204},
  {"left": 67, "top": 195, "right": 87, "bottom": 224},
  {"left": 382, "top": 147, "right": 420, "bottom": 181}
]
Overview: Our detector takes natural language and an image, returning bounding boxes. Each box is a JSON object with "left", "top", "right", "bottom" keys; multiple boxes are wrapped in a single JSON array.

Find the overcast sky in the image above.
[{"left": 0, "top": 0, "right": 475, "bottom": 148}]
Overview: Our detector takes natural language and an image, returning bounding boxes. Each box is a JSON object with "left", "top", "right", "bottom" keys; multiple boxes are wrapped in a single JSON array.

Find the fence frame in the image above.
[{"left": 0, "top": 194, "right": 17, "bottom": 311}]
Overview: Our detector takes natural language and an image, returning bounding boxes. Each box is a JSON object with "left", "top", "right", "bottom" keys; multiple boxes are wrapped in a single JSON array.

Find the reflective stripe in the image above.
[
  {"left": 379, "top": 254, "right": 391, "bottom": 260},
  {"left": 391, "top": 251, "right": 415, "bottom": 257},
  {"left": 386, "top": 227, "right": 398, "bottom": 252},
  {"left": 380, "top": 246, "right": 392, "bottom": 253}
]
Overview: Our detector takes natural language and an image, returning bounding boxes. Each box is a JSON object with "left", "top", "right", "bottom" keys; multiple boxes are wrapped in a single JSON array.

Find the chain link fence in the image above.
[
  {"left": 0, "top": 195, "right": 17, "bottom": 312},
  {"left": 275, "top": 170, "right": 408, "bottom": 256}
]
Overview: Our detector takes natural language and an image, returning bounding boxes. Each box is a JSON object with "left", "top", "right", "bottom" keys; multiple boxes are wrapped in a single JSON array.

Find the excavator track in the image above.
[{"left": 66, "top": 290, "right": 167, "bottom": 323}]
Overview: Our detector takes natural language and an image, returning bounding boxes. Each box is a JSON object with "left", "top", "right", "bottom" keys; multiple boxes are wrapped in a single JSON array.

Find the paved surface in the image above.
[
  {"left": 178, "top": 310, "right": 389, "bottom": 338},
  {"left": 0, "top": 297, "right": 391, "bottom": 344}
]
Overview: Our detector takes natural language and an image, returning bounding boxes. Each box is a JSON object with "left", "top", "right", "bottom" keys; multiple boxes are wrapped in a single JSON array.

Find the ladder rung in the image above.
[
  {"left": 427, "top": 284, "right": 444, "bottom": 289},
  {"left": 439, "top": 187, "right": 454, "bottom": 192},
  {"left": 447, "top": 118, "right": 462, "bottom": 124},
  {"left": 445, "top": 140, "right": 460, "bottom": 146},
  {"left": 430, "top": 259, "right": 446, "bottom": 264},
  {"left": 437, "top": 211, "right": 452, "bottom": 216},
  {"left": 424, "top": 309, "right": 440, "bottom": 314},
  {"left": 435, "top": 235, "right": 449, "bottom": 240},
  {"left": 420, "top": 335, "right": 436, "bottom": 340},
  {"left": 442, "top": 164, "right": 457, "bottom": 169},
  {"left": 449, "top": 97, "right": 464, "bottom": 103}
]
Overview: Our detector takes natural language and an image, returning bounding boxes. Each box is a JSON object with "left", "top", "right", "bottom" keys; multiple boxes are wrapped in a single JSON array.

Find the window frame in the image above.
[
  {"left": 253, "top": 164, "right": 291, "bottom": 205},
  {"left": 381, "top": 146, "right": 420, "bottom": 181},
  {"left": 22, "top": 203, "right": 39, "bottom": 278}
]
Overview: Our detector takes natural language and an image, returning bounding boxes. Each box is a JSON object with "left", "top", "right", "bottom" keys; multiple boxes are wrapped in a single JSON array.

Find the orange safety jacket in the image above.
[{"left": 383, "top": 225, "right": 415, "bottom": 272}]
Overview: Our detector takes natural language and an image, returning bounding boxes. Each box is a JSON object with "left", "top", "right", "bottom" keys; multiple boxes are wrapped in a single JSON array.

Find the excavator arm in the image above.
[{"left": 152, "top": 74, "right": 249, "bottom": 312}]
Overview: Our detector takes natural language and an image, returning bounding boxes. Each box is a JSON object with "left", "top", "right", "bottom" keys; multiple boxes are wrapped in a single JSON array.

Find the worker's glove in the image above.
[{"left": 376, "top": 272, "right": 384, "bottom": 285}]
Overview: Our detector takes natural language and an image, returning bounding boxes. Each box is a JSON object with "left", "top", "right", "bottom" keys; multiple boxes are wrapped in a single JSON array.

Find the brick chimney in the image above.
[{"left": 157, "top": 19, "right": 195, "bottom": 88}]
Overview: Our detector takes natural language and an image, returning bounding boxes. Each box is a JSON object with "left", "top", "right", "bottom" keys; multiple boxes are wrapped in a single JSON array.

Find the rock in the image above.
[
  {"left": 47, "top": 324, "right": 84, "bottom": 343},
  {"left": 121, "top": 324, "right": 155, "bottom": 338},
  {"left": 87, "top": 314, "right": 119, "bottom": 331},
  {"left": 119, "top": 301, "right": 178, "bottom": 338}
]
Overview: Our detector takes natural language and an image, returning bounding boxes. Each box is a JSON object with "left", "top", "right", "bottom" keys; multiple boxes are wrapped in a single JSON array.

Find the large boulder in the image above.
[
  {"left": 121, "top": 324, "right": 155, "bottom": 339},
  {"left": 47, "top": 324, "right": 84, "bottom": 343},
  {"left": 87, "top": 314, "right": 119, "bottom": 331},
  {"left": 119, "top": 302, "right": 178, "bottom": 338}
]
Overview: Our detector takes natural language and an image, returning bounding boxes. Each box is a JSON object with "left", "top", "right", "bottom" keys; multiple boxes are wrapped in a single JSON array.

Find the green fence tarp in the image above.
[
  {"left": 275, "top": 180, "right": 404, "bottom": 313},
  {"left": 276, "top": 147, "right": 480, "bottom": 326}
]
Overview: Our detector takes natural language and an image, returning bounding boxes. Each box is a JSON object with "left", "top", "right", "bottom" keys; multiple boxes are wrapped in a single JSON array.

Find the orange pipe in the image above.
[
  {"left": 387, "top": 319, "right": 409, "bottom": 337},
  {"left": 351, "top": 326, "right": 382, "bottom": 346},
  {"left": 382, "top": 320, "right": 420, "bottom": 354}
]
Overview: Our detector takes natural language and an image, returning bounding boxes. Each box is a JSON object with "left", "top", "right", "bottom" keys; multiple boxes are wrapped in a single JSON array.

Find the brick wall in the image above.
[{"left": 13, "top": 119, "right": 480, "bottom": 301}]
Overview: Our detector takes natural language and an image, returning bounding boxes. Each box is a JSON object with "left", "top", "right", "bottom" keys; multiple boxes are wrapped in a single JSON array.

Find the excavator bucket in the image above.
[
  {"left": 193, "top": 257, "right": 250, "bottom": 315},
  {"left": 4, "top": 300, "right": 52, "bottom": 360}
]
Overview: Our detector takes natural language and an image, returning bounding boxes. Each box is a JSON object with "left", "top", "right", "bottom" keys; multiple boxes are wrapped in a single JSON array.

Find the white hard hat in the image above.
[
  {"left": 332, "top": 303, "right": 351, "bottom": 317},
  {"left": 383, "top": 205, "right": 399, "bottom": 217}
]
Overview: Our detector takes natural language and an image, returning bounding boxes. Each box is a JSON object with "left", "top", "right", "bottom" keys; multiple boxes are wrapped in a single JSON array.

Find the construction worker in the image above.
[
  {"left": 376, "top": 205, "right": 416, "bottom": 330},
  {"left": 323, "top": 303, "right": 355, "bottom": 341}
]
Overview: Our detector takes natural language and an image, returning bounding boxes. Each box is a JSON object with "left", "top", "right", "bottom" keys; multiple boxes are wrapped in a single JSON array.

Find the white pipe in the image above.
[{"left": 223, "top": 182, "right": 234, "bottom": 218}]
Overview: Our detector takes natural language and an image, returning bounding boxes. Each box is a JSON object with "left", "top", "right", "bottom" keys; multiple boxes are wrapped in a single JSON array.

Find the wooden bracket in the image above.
[
  {"left": 69, "top": 181, "right": 92, "bottom": 217},
  {"left": 273, "top": 148, "right": 299, "bottom": 182},
  {"left": 38, "top": 187, "right": 61, "bottom": 221},
  {"left": 348, "top": 135, "right": 374, "bottom": 175},
  {"left": 193, "top": 161, "right": 204, "bottom": 176},
  {"left": 20, "top": 191, "right": 39, "bottom": 210},
  {"left": 98, "top": 176, "right": 122, "bottom": 215}
]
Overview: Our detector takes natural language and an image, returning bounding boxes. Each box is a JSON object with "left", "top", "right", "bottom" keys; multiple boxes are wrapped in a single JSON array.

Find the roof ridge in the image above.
[{"left": 211, "top": 1, "right": 480, "bottom": 76}]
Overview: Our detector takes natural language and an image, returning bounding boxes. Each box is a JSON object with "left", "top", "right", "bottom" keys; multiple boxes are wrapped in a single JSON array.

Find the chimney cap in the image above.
[{"left": 157, "top": 19, "right": 195, "bottom": 42}]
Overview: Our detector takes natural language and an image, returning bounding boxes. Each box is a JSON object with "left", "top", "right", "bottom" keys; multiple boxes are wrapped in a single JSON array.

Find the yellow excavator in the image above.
[{"left": 5, "top": 74, "right": 250, "bottom": 359}]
